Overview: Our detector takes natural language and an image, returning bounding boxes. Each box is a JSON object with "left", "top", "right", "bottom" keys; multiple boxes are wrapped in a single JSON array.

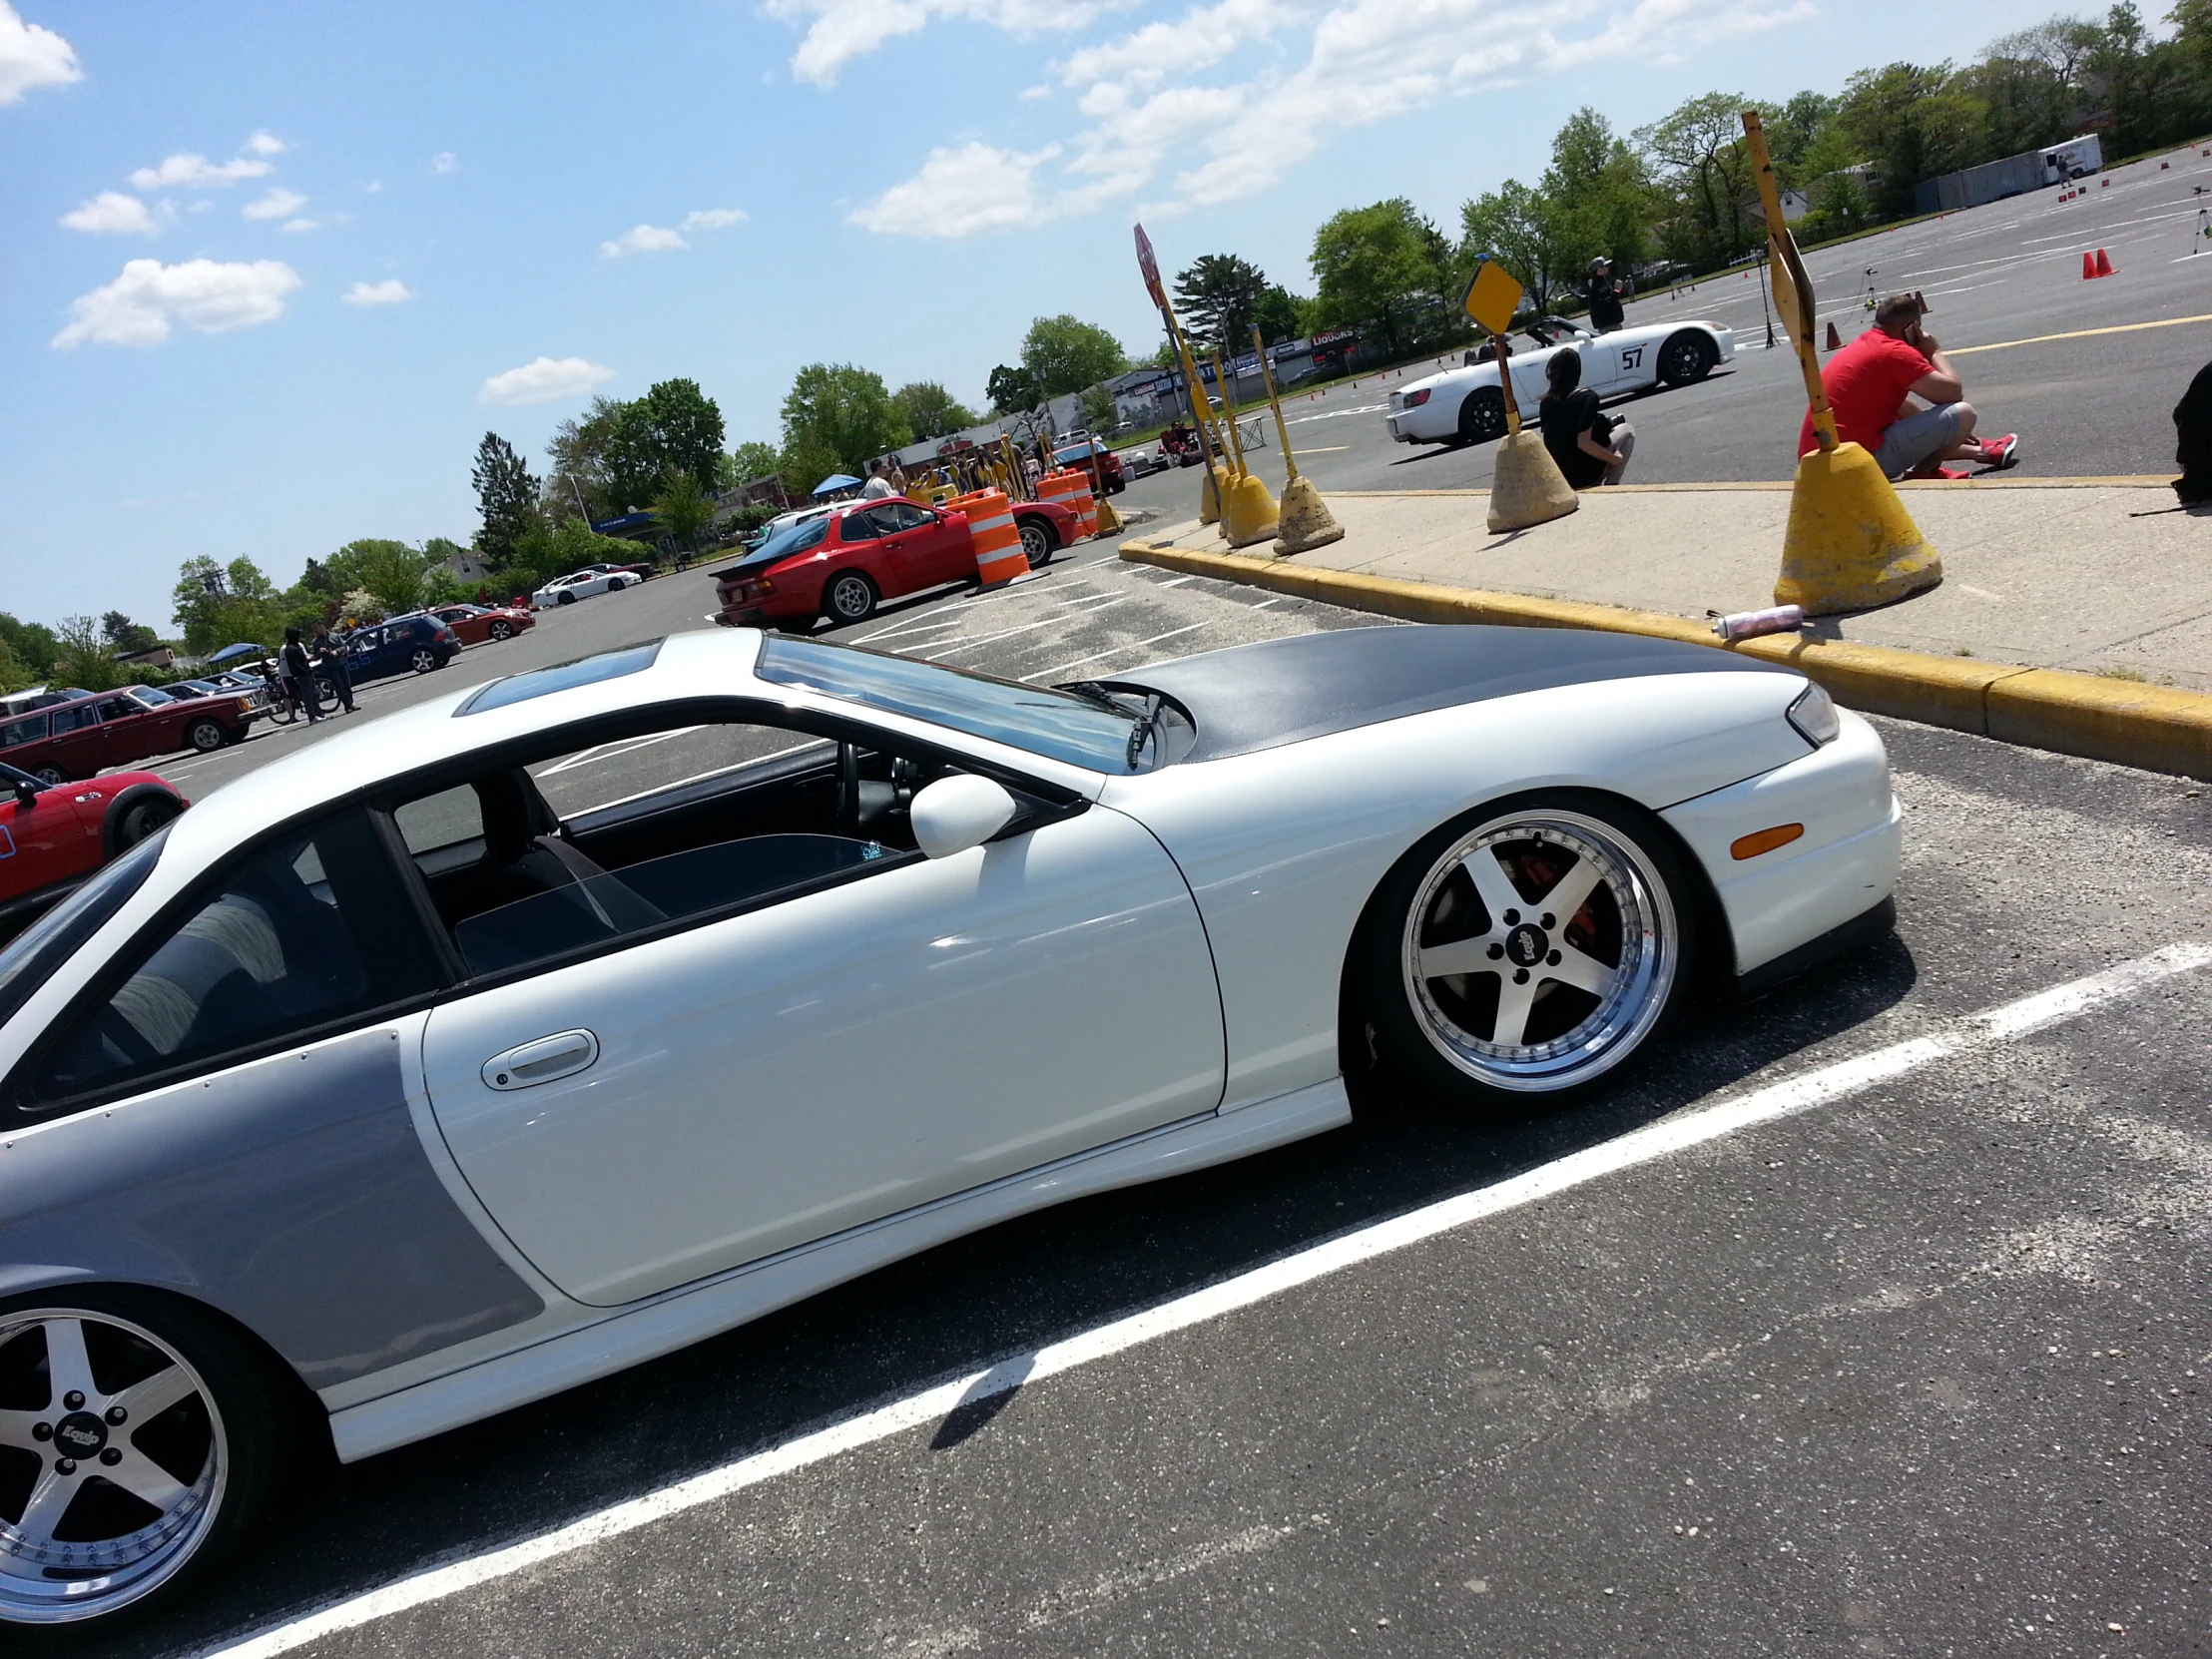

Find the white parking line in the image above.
[
  {"left": 189, "top": 941, "right": 2212, "bottom": 1659},
  {"left": 1023, "top": 621, "right": 1215, "bottom": 680}
]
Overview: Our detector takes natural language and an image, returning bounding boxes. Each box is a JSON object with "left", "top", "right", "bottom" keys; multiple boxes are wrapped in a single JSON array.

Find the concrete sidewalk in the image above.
[{"left": 1139, "top": 478, "right": 2210, "bottom": 692}]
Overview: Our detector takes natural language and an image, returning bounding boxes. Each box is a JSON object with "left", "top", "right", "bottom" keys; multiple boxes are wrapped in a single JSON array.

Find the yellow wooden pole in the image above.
[
  {"left": 1489, "top": 333, "right": 1523, "bottom": 435},
  {"left": 1210, "top": 349, "right": 1250, "bottom": 477},
  {"left": 1252, "top": 326, "right": 1301, "bottom": 481},
  {"left": 1744, "top": 110, "right": 1837, "bottom": 452}
]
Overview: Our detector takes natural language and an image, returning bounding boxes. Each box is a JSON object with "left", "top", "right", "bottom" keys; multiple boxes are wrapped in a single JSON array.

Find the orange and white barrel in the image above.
[
  {"left": 958, "top": 489, "right": 1027, "bottom": 588},
  {"left": 1038, "top": 468, "right": 1097, "bottom": 540}
]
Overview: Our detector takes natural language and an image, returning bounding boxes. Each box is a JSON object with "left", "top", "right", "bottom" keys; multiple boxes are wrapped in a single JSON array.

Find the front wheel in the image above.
[
  {"left": 1018, "top": 519, "right": 1056, "bottom": 569},
  {"left": 822, "top": 570, "right": 878, "bottom": 626},
  {"left": 115, "top": 794, "right": 183, "bottom": 849},
  {"left": 1657, "top": 330, "right": 1717, "bottom": 387},
  {"left": 184, "top": 718, "right": 226, "bottom": 755},
  {"left": 487, "top": 620, "right": 513, "bottom": 641},
  {"left": 0, "top": 1290, "right": 290, "bottom": 1627},
  {"left": 1456, "top": 388, "right": 1507, "bottom": 445},
  {"left": 1357, "top": 794, "right": 1694, "bottom": 1104}
]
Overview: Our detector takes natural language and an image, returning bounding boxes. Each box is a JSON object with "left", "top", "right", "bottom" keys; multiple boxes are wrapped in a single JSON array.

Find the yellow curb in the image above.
[
  {"left": 1327, "top": 476, "right": 2179, "bottom": 497},
  {"left": 1115, "top": 538, "right": 2212, "bottom": 781}
]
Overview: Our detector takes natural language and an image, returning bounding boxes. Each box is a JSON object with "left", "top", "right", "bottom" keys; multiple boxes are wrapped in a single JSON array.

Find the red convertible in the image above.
[
  {"left": 430, "top": 602, "right": 535, "bottom": 645},
  {"left": 712, "top": 495, "right": 1083, "bottom": 630},
  {"left": 0, "top": 762, "right": 186, "bottom": 938}
]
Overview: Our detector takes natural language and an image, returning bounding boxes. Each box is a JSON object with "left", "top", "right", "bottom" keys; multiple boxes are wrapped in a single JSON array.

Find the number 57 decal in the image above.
[{"left": 1619, "top": 344, "right": 1644, "bottom": 372}]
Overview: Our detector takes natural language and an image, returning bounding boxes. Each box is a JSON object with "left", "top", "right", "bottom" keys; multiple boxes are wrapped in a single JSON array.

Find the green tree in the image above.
[
  {"left": 52, "top": 617, "right": 128, "bottom": 694},
  {"left": 649, "top": 467, "right": 715, "bottom": 550},
  {"left": 1019, "top": 315, "right": 1128, "bottom": 400},
  {"left": 325, "top": 539, "right": 430, "bottom": 616},
  {"left": 1460, "top": 181, "right": 1579, "bottom": 313},
  {"left": 544, "top": 395, "right": 628, "bottom": 522},
  {"left": 893, "top": 381, "right": 979, "bottom": 440},
  {"left": 170, "top": 556, "right": 281, "bottom": 654},
  {"left": 1253, "top": 284, "right": 1305, "bottom": 345},
  {"left": 1832, "top": 65, "right": 1981, "bottom": 221},
  {"left": 472, "top": 432, "right": 541, "bottom": 569},
  {"left": 1635, "top": 92, "right": 1772, "bottom": 270},
  {"left": 1079, "top": 384, "right": 1117, "bottom": 433},
  {"left": 1308, "top": 199, "right": 1448, "bottom": 355},
  {"left": 1541, "top": 107, "right": 1649, "bottom": 276},
  {"left": 986, "top": 363, "right": 1042, "bottom": 415},
  {"left": 723, "top": 440, "right": 786, "bottom": 491},
  {"left": 604, "top": 378, "right": 727, "bottom": 507},
  {"left": 780, "top": 362, "right": 910, "bottom": 480},
  {"left": 99, "top": 611, "right": 161, "bottom": 656},
  {"left": 0, "top": 615, "right": 59, "bottom": 680},
  {"left": 1172, "top": 255, "right": 1269, "bottom": 352}
]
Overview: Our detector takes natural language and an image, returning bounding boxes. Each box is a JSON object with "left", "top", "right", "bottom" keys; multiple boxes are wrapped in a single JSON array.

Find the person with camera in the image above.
[
  {"left": 1583, "top": 258, "right": 1625, "bottom": 332},
  {"left": 1800, "top": 292, "right": 2018, "bottom": 479}
]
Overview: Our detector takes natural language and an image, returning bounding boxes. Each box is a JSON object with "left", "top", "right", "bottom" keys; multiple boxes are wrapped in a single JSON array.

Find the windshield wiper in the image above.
[
  {"left": 1054, "top": 678, "right": 1127, "bottom": 713},
  {"left": 1125, "top": 693, "right": 1165, "bottom": 771}
]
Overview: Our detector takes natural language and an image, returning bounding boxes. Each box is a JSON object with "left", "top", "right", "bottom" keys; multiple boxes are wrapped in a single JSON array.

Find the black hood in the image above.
[{"left": 1096, "top": 624, "right": 1790, "bottom": 763}]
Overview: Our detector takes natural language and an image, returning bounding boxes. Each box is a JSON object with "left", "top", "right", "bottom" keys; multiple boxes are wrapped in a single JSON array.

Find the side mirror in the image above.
[
  {"left": 14, "top": 779, "right": 38, "bottom": 809},
  {"left": 909, "top": 775, "right": 1019, "bottom": 859}
]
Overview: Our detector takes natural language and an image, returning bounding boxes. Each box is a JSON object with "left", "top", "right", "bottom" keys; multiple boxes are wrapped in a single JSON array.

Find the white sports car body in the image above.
[
  {"left": 0, "top": 623, "right": 1897, "bottom": 1624},
  {"left": 1386, "top": 316, "right": 1736, "bottom": 446},
  {"left": 531, "top": 567, "right": 638, "bottom": 608}
]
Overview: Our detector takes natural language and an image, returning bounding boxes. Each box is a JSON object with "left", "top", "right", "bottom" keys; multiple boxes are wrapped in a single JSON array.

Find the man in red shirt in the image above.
[{"left": 1799, "top": 292, "right": 2018, "bottom": 478}]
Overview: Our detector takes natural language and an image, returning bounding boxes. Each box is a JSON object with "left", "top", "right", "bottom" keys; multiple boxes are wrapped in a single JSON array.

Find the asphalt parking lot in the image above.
[
  {"left": 1103, "top": 140, "right": 2212, "bottom": 508},
  {"left": 55, "top": 530, "right": 2212, "bottom": 1659}
]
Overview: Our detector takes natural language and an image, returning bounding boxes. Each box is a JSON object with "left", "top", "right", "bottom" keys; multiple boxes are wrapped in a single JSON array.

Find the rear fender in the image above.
[{"left": 99, "top": 782, "right": 181, "bottom": 861}]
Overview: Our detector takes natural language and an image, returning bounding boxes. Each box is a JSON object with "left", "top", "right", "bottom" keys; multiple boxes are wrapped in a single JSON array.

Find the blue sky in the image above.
[{"left": 5, "top": 0, "right": 2046, "bottom": 630}]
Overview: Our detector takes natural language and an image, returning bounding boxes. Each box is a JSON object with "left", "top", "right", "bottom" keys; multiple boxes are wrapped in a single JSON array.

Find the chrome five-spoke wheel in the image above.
[{"left": 1366, "top": 799, "right": 1691, "bottom": 1099}]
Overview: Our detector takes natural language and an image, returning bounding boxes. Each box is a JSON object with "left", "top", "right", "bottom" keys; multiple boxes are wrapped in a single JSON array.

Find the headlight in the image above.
[{"left": 1787, "top": 682, "right": 1841, "bottom": 748}]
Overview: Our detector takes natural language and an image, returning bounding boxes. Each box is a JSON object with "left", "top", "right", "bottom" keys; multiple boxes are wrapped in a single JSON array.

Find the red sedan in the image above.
[
  {"left": 712, "top": 496, "right": 1082, "bottom": 630},
  {"left": 0, "top": 684, "right": 259, "bottom": 785},
  {"left": 431, "top": 603, "right": 536, "bottom": 645},
  {"left": 0, "top": 762, "right": 186, "bottom": 939}
]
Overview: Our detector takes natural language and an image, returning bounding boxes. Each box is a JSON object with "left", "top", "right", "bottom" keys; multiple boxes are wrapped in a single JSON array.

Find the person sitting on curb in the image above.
[
  {"left": 1800, "top": 292, "right": 2018, "bottom": 479},
  {"left": 1538, "top": 349, "right": 1633, "bottom": 489}
]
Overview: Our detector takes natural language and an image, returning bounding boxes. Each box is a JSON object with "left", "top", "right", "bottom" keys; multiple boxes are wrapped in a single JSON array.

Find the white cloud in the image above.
[
  {"left": 599, "top": 223, "right": 688, "bottom": 258},
  {"left": 51, "top": 258, "right": 302, "bottom": 349},
  {"left": 766, "top": 0, "right": 1118, "bottom": 87},
  {"left": 279, "top": 217, "right": 320, "bottom": 233},
  {"left": 429, "top": 151, "right": 458, "bottom": 174},
  {"left": 342, "top": 278, "right": 414, "bottom": 306},
  {"left": 129, "top": 152, "right": 273, "bottom": 190},
  {"left": 847, "top": 141, "right": 1060, "bottom": 237},
  {"left": 681, "top": 207, "right": 748, "bottom": 231},
  {"left": 0, "top": 1, "right": 78, "bottom": 103},
  {"left": 59, "top": 191, "right": 164, "bottom": 235},
  {"left": 243, "top": 129, "right": 288, "bottom": 156},
  {"left": 242, "top": 187, "right": 308, "bottom": 221},
  {"left": 479, "top": 356, "right": 618, "bottom": 405},
  {"left": 364, "top": 180, "right": 384, "bottom": 194}
]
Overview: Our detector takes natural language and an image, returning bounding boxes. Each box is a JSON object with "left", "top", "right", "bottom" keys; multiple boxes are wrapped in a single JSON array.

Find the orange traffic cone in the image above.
[
  {"left": 2094, "top": 248, "right": 2114, "bottom": 276},
  {"left": 2082, "top": 250, "right": 2098, "bottom": 278},
  {"left": 1824, "top": 320, "right": 1842, "bottom": 350},
  {"left": 2101, "top": 177, "right": 2110, "bottom": 187}
]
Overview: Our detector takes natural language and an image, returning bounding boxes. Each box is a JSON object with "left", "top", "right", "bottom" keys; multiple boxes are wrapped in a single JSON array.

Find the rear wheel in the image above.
[
  {"left": 0, "top": 1290, "right": 290, "bottom": 1628},
  {"left": 822, "top": 571, "right": 878, "bottom": 626},
  {"left": 184, "top": 719, "right": 226, "bottom": 755},
  {"left": 1456, "top": 388, "right": 1508, "bottom": 445},
  {"left": 31, "top": 765, "right": 68, "bottom": 788},
  {"left": 556, "top": 591, "right": 576, "bottom": 606},
  {"left": 408, "top": 648, "right": 437, "bottom": 675},
  {"left": 1358, "top": 793, "right": 1694, "bottom": 1105},
  {"left": 1657, "top": 330, "right": 1717, "bottom": 387}
]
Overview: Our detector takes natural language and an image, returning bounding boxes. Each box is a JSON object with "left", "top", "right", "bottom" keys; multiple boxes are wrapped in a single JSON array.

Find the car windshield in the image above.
[
  {"left": 0, "top": 825, "right": 170, "bottom": 1036},
  {"left": 757, "top": 637, "right": 1158, "bottom": 773}
]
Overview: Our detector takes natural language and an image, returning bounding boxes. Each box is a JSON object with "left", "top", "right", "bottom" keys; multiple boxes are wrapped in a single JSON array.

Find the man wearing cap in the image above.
[
  {"left": 1584, "top": 258, "right": 1625, "bottom": 332},
  {"left": 1801, "top": 292, "right": 2019, "bottom": 479}
]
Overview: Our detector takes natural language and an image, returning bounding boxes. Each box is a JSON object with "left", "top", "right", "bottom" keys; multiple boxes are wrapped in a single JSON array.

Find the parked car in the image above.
[
  {"left": 712, "top": 494, "right": 1082, "bottom": 630},
  {"left": 573, "top": 559, "right": 654, "bottom": 581},
  {"left": 0, "top": 685, "right": 259, "bottom": 785},
  {"left": 532, "top": 568, "right": 644, "bottom": 608},
  {"left": 1385, "top": 316, "right": 1735, "bottom": 447},
  {"left": 0, "top": 687, "right": 93, "bottom": 718},
  {"left": 0, "top": 762, "right": 185, "bottom": 940},
  {"left": 0, "top": 623, "right": 1898, "bottom": 1627},
  {"left": 1119, "top": 445, "right": 1170, "bottom": 478},
  {"left": 1051, "top": 439, "right": 1127, "bottom": 493},
  {"left": 430, "top": 603, "right": 535, "bottom": 646},
  {"left": 339, "top": 615, "right": 462, "bottom": 683}
]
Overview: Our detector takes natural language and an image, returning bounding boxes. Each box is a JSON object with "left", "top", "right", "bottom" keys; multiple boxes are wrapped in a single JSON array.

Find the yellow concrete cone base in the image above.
[
  {"left": 1486, "top": 430, "right": 1580, "bottom": 534},
  {"left": 1272, "top": 475, "right": 1344, "bottom": 555},
  {"left": 1091, "top": 494, "right": 1124, "bottom": 536},
  {"left": 1199, "top": 462, "right": 1230, "bottom": 526},
  {"left": 1218, "top": 472, "right": 1280, "bottom": 549},
  {"left": 1774, "top": 441, "right": 1942, "bottom": 616}
]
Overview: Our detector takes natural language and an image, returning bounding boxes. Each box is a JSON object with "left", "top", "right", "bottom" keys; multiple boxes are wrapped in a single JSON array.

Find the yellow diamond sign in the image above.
[{"left": 1461, "top": 259, "right": 1524, "bottom": 336}]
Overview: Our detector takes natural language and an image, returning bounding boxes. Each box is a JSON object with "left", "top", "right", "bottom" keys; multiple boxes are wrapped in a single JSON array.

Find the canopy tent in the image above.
[
  {"left": 208, "top": 642, "right": 267, "bottom": 665},
  {"left": 811, "top": 473, "right": 862, "bottom": 498}
]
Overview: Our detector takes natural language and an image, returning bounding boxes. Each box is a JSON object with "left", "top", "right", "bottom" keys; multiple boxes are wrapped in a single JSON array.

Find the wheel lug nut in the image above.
[
  {"left": 1486, "top": 943, "right": 1504, "bottom": 959},
  {"left": 1503, "top": 908, "right": 1520, "bottom": 924},
  {"left": 63, "top": 1391, "right": 85, "bottom": 1410},
  {"left": 31, "top": 1421, "right": 52, "bottom": 1442},
  {"left": 100, "top": 1447, "right": 123, "bottom": 1466},
  {"left": 1513, "top": 968, "right": 1530, "bottom": 984},
  {"left": 105, "top": 1406, "right": 127, "bottom": 1425},
  {"left": 56, "top": 1458, "right": 76, "bottom": 1476},
  {"left": 1548, "top": 950, "right": 1562, "bottom": 965}
]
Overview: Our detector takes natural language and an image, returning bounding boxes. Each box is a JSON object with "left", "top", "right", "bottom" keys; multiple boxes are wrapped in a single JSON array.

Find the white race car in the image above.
[
  {"left": 531, "top": 567, "right": 641, "bottom": 609},
  {"left": 1386, "top": 315, "right": 1735, "bottom": 446},
  {"left": 0, "top": 624, "right": 1896, "bottom": 1624}
]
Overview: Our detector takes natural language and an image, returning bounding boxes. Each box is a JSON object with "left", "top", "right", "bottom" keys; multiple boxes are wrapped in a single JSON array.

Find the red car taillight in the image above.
[{"left": 1403, "top": 387, "right": 1430, "bottom": 406}]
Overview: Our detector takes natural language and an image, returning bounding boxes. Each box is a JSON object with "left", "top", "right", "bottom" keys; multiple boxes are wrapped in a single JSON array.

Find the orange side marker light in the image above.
[{"left": 1731, "top": 824, "right": 1805, "bottom": 860}]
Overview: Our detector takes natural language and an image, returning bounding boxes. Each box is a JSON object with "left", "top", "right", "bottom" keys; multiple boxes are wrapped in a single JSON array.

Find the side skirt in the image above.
[{"left": 324, "top": 1076, "right": 1352, "bottom": 1463}]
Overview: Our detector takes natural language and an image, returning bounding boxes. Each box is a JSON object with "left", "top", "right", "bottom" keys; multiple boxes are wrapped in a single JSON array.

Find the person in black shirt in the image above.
[
  {"left": 310, "top": 621, "right": 355, "bottom": 714},
  {"left": 278, "top": 628, "right": 323, "bottom": 723},
  {"left": 1537, "top": 349, "right": 1633, "bottom": 490},
  {"left": 1584, "top": 258, "right": 1625, "bottom": 333}
]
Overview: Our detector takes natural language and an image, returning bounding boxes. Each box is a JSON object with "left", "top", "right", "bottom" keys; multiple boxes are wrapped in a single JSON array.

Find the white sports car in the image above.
[
  {"left": 1386, "top": 315, "right": 1736, "bottom": 446},
  {"left": 0, "top": 624, "right": 1897, "bottom": 1625},
  {"left": 531, "top": 567, "right": 641, "bottom": 609}
]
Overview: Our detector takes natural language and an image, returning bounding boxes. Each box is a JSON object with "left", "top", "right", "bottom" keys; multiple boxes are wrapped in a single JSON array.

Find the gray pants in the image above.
[
  {"left": 1596, "top": 420, "right": 1634, "bottom": 485},
  {"left": 1872, "top": 402, "right": 1962, "bottom": 479}
]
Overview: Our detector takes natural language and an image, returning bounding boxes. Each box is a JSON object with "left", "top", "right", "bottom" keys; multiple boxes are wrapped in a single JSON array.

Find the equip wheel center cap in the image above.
[
  {"left": 53, "top": 1411, "right": 108, "bottom": 1459},
  {"left": 1505, "top": 922, "right": 1548, "bottom": 967}
]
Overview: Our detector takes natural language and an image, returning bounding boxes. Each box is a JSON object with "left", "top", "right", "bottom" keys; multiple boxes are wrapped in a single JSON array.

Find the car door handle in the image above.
[{"left": 482, "top": 1029, "right": 600, "bottom": 1090}]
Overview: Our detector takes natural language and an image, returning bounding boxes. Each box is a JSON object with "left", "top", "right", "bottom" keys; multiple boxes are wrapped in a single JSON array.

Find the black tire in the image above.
[
  {"left": 409, "top": 647, "right": 437, "bottom": 675},
  {"left": 184, "top": 718, "right": 226, "bottom": 755},
  {"left": 556, "top": 590, "right": 576, "bottom": 606},
  {"left": 113, "top": 793, "right": 182, "bottom": 850},
  {"left": 1353, "top": 791, "right": 1697, "bottom": 1108},
  {"left": 313, "top": 678, "right": 334, "bottom": 704},
  {"left": 0, "top": 1287, "right": 294, "bottom": 1628},
  {"left": 266, "top": 696, "right": 295, "bottom": 727},
  {"left": 1657, "top": 329, "right": 1717, "bottom": 387},
  {"left": 31, "top": 764, "right": 69, "bottom": 788},
  {"left": 1018, "top": 518, "right": 1057, "bottom": 569},
  {"left": 822, "top": 571, "right": 878, "bottom": 626},
  {"left": 1456, "top": 388, "right": 1508, "bottom": 445},
  {"left": 487, "top": 620, "right": 513, "bottom": 641}
]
